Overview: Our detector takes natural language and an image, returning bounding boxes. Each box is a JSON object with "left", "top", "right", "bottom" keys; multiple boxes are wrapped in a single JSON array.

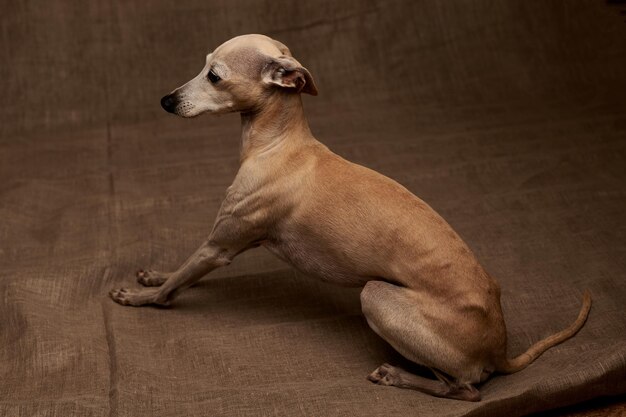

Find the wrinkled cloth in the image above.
[{"left": 1, "top": 1, "right": 625, "bottom": 416}]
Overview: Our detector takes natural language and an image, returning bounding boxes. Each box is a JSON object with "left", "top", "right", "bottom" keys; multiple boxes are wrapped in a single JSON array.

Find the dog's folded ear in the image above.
[{"left": 262, "top": 56, "right": 318, "bottom": 96}]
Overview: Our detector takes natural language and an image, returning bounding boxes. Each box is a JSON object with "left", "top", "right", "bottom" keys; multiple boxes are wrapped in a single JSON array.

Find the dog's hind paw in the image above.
[{"left": 367, "top": 363, "right": 400, "bottom": 386}]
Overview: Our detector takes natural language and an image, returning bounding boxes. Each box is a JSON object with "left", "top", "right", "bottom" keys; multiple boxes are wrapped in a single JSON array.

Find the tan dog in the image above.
[{"left": 109, "top": 34, "right": 591, "bottom": 401}]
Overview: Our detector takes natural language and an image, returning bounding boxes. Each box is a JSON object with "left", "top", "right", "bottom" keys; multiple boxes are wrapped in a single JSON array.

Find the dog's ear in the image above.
[{"left": 262, "top": 56, "right": 318, "bottom": 96}]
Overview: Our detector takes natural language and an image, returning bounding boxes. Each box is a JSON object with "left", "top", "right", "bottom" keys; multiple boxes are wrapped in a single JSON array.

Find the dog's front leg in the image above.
[
  {"left": 135, "top": 269, "right": 171, "bottom": 287},
  {"left": 109, "top": 185, "right": 266, "bottom": 307},
  {"left": 109, "top": 241, "right": 234, "bottom": 307}
]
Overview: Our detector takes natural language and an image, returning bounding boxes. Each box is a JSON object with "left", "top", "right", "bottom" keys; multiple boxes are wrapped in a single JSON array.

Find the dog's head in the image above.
[{"left": 160, "top": 34, "right": 317, "bottom": 117}]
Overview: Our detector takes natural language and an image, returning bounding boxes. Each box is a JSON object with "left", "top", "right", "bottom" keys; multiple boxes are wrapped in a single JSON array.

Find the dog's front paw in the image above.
[
  {"left": 136, "top": 269, "right": 169, "bottom": 287},
  {"left": 109, "top": 288, "right": 133, "bottom": 305},
  {"left": 109, "top": 287, "right": 168, "bottom": 307}
]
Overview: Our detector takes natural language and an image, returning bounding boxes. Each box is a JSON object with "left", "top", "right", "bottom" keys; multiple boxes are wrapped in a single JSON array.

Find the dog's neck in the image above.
[{"left": 239, "top": 93, "right": 313, "bottom": 161}]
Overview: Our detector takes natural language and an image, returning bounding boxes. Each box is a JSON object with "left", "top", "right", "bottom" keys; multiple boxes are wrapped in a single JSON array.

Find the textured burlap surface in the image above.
[{"left": 1, "top": 1, "right": 625, "bottom": 416}]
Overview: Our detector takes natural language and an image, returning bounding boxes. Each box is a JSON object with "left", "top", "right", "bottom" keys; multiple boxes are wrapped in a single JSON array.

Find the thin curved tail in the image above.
[{"left": 496, "top": 290, "right": 592, "bottom": 374}]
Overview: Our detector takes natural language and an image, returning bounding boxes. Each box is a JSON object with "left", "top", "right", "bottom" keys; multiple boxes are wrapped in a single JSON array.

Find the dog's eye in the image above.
[{"left": 207, "top": 69, "right": 221, "bottom": 84}]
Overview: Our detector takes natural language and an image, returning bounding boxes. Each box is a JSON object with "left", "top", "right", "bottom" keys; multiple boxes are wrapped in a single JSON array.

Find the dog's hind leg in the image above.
[
  {"left": 367, "top": 363, "right": 480, "bottom": 401},
  {"left": 360, "top": 280, "right": 484, "bottom": 401}
]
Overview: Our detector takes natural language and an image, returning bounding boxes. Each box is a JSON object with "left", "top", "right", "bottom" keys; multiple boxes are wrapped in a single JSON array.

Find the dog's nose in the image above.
[{"left": 160, "top": 94, "right": 177, "bottom": 113}]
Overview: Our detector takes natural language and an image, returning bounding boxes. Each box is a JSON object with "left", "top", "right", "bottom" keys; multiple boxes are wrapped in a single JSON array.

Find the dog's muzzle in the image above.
[{"left": 160, "top": 94, "right": 178, "bottom": 113}]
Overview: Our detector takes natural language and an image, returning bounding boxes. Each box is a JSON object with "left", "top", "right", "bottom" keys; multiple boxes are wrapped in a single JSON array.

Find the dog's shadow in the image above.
[
  {"left": 170, "top": 268, "right": 434, "bottom": 379},
  {"left": 176, "top": 269, "right": 358, "bottom": 318}
]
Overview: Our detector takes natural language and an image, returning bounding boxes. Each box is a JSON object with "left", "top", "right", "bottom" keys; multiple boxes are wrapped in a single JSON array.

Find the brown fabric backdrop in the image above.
[{"left": 1, "top": 1, "right": 625, "bottom": 416}]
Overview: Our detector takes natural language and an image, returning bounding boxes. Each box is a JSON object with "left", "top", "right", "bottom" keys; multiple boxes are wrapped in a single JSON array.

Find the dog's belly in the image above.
[{"left": 262, "top": 237, "right": 374, "bottom": 287}]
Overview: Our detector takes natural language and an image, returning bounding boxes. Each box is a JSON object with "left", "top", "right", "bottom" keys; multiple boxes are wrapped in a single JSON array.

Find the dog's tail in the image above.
[{"left": 495, "top": 290, "right": 592, "bottom": 374}]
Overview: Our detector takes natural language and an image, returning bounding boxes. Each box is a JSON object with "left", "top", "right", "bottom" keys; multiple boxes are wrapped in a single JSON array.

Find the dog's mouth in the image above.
[{"left": 174, "top": 101, "right": 198, "bottom": 118}]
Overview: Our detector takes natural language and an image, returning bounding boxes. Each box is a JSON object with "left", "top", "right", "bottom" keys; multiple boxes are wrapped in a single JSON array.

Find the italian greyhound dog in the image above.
[{"left": 109, "top": 34, "right": 591, "bottom": 401}]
